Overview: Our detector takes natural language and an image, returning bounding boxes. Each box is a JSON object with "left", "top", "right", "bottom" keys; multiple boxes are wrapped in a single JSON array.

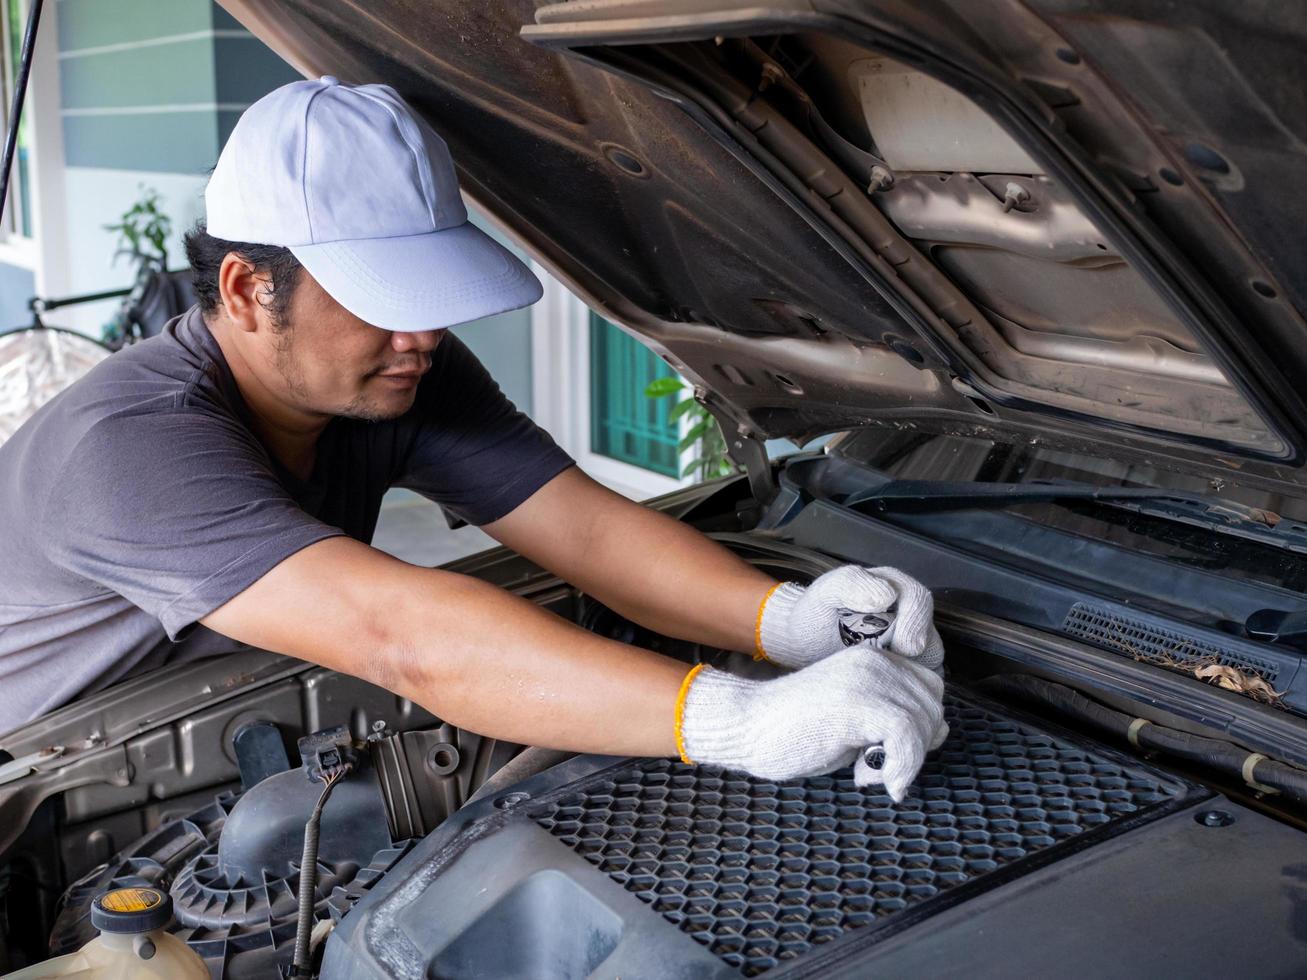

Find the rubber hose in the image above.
[{"left": 981, "top": 674, "right": 1307, "bottom": 805}]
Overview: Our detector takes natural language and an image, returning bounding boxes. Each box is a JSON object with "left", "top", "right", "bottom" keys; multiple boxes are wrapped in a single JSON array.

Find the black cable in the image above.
[
  {"left": 291, "top": 767, "right": 348, "bottom": 978},
  {"left": 981, "top": 674, "right": 1307, "bottom": 805},
  {"left": 0, "top": 0, "right": 44, "bottom": 226}
]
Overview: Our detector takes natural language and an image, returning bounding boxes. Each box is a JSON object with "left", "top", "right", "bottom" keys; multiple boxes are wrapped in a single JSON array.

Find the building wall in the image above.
[
  {"left": 56, "top": 3, "right": 293, "bottom": 173},
  {"left": 46, "top": 1, "right": 298, "bottom": 337},
  {"left": 0, "top": 262, "right": 34, "bottom": 330}
]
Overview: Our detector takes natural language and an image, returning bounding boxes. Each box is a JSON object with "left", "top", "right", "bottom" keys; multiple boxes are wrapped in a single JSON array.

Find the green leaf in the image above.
[
  {"left": 678, "top": 419, "right": 712, "bottom": 452},
  {"left": 644, "top": 376, "right": 685, "bottom": 398},
  {"left": 681, "top": 457, "right": 711, "bottom": 478},
  {"left": 105, "top": 185, "right": 171, "bottom": 267},
  {"left": 667, "top": 398, "right": 699, "bottom": 423}
]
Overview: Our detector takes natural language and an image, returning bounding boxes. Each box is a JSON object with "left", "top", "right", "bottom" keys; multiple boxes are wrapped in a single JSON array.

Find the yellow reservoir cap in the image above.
[
  {"left": 97, "top": 889, "right": 163, "bottom": 914},
  {"left": 91, "top": 887, "right": 173, "bottom": 934}
]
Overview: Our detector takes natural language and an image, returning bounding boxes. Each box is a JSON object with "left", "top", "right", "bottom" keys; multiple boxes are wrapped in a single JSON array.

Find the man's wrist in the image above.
[
  {"left": 756, "top": 581, "right": 806, "bottom": 667},
  {"left": 676, "top": 665, "right": 760, "bottom": 767},
  {"left": 752, "top": 582, "right": 785, "bottom": 662},
  {"left": 674, "top": 663, "right": 708, "bottom": 763}
]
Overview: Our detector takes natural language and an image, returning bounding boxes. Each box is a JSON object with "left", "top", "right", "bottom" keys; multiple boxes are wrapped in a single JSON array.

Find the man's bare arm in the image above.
[
  {"left": 485, "top": 468, "right": 778, "bottom": 655},
  {"left": 201, "top": 536, "right": 685, "bottom": 755}
]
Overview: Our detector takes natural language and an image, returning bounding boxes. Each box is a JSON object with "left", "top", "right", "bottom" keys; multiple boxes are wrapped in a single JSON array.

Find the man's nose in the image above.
[{"left": 391, "top": 329, "right": 444, "bottom": 353}]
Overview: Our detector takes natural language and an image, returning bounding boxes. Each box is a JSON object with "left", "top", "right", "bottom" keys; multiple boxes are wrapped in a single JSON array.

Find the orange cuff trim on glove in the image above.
[
  {"left": 753, "top": 583, "right": 783, "bottom": 662},
  {"left": 674, "top": 663, "right": 708, "bottom": 764}
]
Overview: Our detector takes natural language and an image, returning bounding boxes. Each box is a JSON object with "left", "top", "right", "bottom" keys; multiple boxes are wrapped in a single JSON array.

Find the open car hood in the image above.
[{"left": 219, "top": 0, "right": 1307, "bottom": 491}]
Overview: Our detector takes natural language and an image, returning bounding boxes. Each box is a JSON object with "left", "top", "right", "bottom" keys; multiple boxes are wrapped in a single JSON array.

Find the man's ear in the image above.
[{"left": 217, "top": 253, "right": 268, "bottom": 333}]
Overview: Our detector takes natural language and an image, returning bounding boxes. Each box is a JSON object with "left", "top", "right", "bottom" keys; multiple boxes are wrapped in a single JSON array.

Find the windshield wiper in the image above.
[{"left": 845, "top": 479, "right": 1307, "bottom": 554}]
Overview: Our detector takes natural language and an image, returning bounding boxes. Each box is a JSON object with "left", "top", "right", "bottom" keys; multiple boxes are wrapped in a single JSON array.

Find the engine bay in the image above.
[
  {"left": 0, "top": 539, "right": 823, "bottom": 976},
  {"left": 4, "top": 530, "right": 1306, "bottom": 977}
]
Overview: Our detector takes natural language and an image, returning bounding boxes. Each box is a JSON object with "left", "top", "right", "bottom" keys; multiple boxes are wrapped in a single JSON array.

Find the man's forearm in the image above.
[
  {"left": 204, "top": 537, "right": 688, "bottom": 756},
  {"left": 204, "top": 528, "right": 944, "bottom": 798},
  {"left": 388, "top": 569, "right": 690, "bottom": 754},
  {"left": 583, "top": 505, "right": 778, "bottom": 653},
  {"left": 486, "top": 468, "right": 779, "bottom": 655}
]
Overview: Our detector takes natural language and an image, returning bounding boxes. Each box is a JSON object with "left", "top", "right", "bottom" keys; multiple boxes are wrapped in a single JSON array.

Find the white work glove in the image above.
[
  {"left": 677, "top": 645, "right": 949, "bottom": 801},
  {"left": 757, "top": 565, "right": 945, "bottom": 675}
]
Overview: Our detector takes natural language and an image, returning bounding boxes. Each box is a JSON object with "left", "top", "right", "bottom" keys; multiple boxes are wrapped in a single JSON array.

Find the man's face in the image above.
[{"left": 268, "top": 270, "right": 444, "bottom": 422}]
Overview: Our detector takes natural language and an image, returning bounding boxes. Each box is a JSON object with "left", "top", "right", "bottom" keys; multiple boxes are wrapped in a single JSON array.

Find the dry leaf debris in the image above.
[{"left": 1100, "top": 618, "right": 1287, "bottom": 709}]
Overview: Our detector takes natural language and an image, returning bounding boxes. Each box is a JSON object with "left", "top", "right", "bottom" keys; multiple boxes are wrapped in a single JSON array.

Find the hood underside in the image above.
[{"left": 219, "top": 0, "right": 1307, "bottom": 490}]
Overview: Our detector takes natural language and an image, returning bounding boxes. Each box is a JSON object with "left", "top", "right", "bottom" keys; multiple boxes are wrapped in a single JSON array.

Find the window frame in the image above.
[
  {"left": 529, "top": 266, "right": 694, "bottom": 501},
  {"left": 0, "top": 0, "right": 33, "bottom": 247},
  {"left": 0, "top": 0, "right": 68, "bottom": 295}
]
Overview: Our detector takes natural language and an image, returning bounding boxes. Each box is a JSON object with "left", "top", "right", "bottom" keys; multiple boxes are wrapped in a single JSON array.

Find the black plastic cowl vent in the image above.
[{"left": 1062, "top": 602, "right": 1279, "bottom": 679}]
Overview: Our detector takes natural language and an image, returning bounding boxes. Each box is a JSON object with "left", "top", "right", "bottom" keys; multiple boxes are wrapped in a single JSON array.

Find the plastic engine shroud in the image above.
[
  {"left": 322, "top": 689, "right": 1203, "bottom": 979},
  {"left": 48, "top": 793, "right": 412, "bottom": 979}
]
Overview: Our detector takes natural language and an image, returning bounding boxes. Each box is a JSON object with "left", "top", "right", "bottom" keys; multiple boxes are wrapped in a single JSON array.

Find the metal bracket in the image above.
[
  {"left": 725, "top": 426, "right": 777, "bottom": 507},
  {"left": 696, "top": 391, "right": 777, "bottom": 506},
  {"left": 0, "top": 745, "right": 64, "bottom": 786}
]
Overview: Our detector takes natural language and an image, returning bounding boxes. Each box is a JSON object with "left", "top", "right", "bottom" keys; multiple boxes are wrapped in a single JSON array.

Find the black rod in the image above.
[
  {"left": 0, "top": 0, "right": 44, "bottom": 226},
  {"left": 30, "top": 283, "right": 134, "bottom": 313}
]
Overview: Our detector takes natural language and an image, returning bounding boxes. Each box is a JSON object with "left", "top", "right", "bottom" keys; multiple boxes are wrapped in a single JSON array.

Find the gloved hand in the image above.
[
  {"left": 756, "top": 565, "right": 944, "bottom": 675},
  {"left": 676, "top": 644, "right": 949, "bottom": 801}
]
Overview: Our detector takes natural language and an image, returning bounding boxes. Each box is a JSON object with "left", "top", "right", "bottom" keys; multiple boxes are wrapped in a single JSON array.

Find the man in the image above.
[{"left": 0, "top": 78, "right": 946, "bottom": 799}]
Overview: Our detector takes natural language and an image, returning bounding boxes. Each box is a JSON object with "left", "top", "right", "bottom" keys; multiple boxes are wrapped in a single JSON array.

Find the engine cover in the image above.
[{"left": 321, "top": 689, "right": 1214, "bottom": 979}]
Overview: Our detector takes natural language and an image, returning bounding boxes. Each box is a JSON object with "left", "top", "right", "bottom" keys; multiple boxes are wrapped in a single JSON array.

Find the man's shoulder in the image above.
[
  {"left": 93, "top": 317, "right": 225, "bottom": 405},
  {"left": 52, "top": 317, "right": 241, "bottom": 436},
  {"left": 2, "top": 324, "right": 257, "bottom": 502}
]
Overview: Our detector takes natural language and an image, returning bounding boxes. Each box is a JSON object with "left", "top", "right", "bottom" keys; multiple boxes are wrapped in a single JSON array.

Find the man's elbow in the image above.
[{"left": 347, "top": 568, "right": 487, "bottom": 708}]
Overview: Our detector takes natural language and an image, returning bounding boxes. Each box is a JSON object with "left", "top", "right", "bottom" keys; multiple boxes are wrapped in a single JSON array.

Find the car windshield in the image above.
[{"left": 835, "top": 429, "right": 1307, "bottom": 594}]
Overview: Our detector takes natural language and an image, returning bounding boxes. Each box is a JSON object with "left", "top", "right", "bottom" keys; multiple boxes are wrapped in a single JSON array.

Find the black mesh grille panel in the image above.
[
  {"left": 1062, "top": 602, "right": 1279, "bottom": 680},
  {"left": 534, "top": 695, "right": 1185, "bottom": 976}
]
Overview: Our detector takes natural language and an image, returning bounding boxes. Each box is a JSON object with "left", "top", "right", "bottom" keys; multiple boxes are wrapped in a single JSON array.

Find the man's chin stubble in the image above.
[{"left": 339, "top": 394, "right": 412, "bottom": 424}]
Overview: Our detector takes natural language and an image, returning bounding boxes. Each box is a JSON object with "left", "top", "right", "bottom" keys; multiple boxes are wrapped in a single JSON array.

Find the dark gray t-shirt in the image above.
[{"left": 0, "top": 307, "right": 573, "bottom": 733}]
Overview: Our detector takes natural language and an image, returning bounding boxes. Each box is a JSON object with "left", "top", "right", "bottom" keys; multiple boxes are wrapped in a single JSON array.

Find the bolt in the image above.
[
  {"left": 494, "top": 792, "right": 531, "bottom": 810},
  {"left": 1195, "top": 809, "right": 1234, "bottom": 828},
  {"left": 868, "top": 165, "right": 895, "bottom": 192},
  {"left": 1002, "top": 182, "right": 1032, "bottom": 212}
]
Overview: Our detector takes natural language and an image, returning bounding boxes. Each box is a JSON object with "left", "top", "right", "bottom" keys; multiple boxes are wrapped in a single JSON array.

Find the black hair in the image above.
[{"left": 183, "top": 222, "right": 303, "bottom": 328}]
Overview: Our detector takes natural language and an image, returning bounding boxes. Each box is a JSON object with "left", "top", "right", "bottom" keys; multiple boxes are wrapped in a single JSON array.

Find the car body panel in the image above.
[{"left": 217, "top": 0, "right": 1307, "bottom": 495}]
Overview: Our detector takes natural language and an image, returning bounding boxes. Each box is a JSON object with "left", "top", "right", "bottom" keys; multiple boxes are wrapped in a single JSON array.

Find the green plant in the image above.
[
  {"left": 644, "top": 376, "right": 741, "bottom": 481},
  {"left": 104, "top": 185, "right": 170, "bottom": 267}
]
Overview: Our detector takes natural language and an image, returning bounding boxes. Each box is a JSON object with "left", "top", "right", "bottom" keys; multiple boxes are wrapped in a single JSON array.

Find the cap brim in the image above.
[{"left": 289, "top": 222, "right": 542, "bottom": 332}]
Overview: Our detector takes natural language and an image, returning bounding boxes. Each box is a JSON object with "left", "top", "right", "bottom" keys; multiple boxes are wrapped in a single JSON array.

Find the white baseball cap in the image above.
[{"left": 204, "top": 76, "right": 542, "bottom": 332}]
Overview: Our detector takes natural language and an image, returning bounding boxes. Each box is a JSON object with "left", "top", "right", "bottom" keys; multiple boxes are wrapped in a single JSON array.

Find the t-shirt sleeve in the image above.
[
  {"left": 42, "top": 412, "right": 345, "bottom": 640},
  {"left": 393, "top": 334, "right": 574, "bottom": 526}
]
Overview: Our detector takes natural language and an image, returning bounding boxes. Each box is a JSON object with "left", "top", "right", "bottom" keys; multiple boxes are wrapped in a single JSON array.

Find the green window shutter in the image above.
[{"left": 589, "top": 312, "right": 680, "bottom": 477}]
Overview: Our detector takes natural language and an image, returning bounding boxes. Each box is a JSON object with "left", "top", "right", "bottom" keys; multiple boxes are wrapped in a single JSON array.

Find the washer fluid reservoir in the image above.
[{"left": 2, "top": 887, "right": 208, "bottom": 979}]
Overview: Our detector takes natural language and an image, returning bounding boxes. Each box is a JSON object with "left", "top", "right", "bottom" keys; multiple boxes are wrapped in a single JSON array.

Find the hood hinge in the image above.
[
  {"left": 700, "top": 392, "right": 777, "bottom": 506},
  {"left": 725, "top": 425, "right": 778, "bottom": 507}
]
